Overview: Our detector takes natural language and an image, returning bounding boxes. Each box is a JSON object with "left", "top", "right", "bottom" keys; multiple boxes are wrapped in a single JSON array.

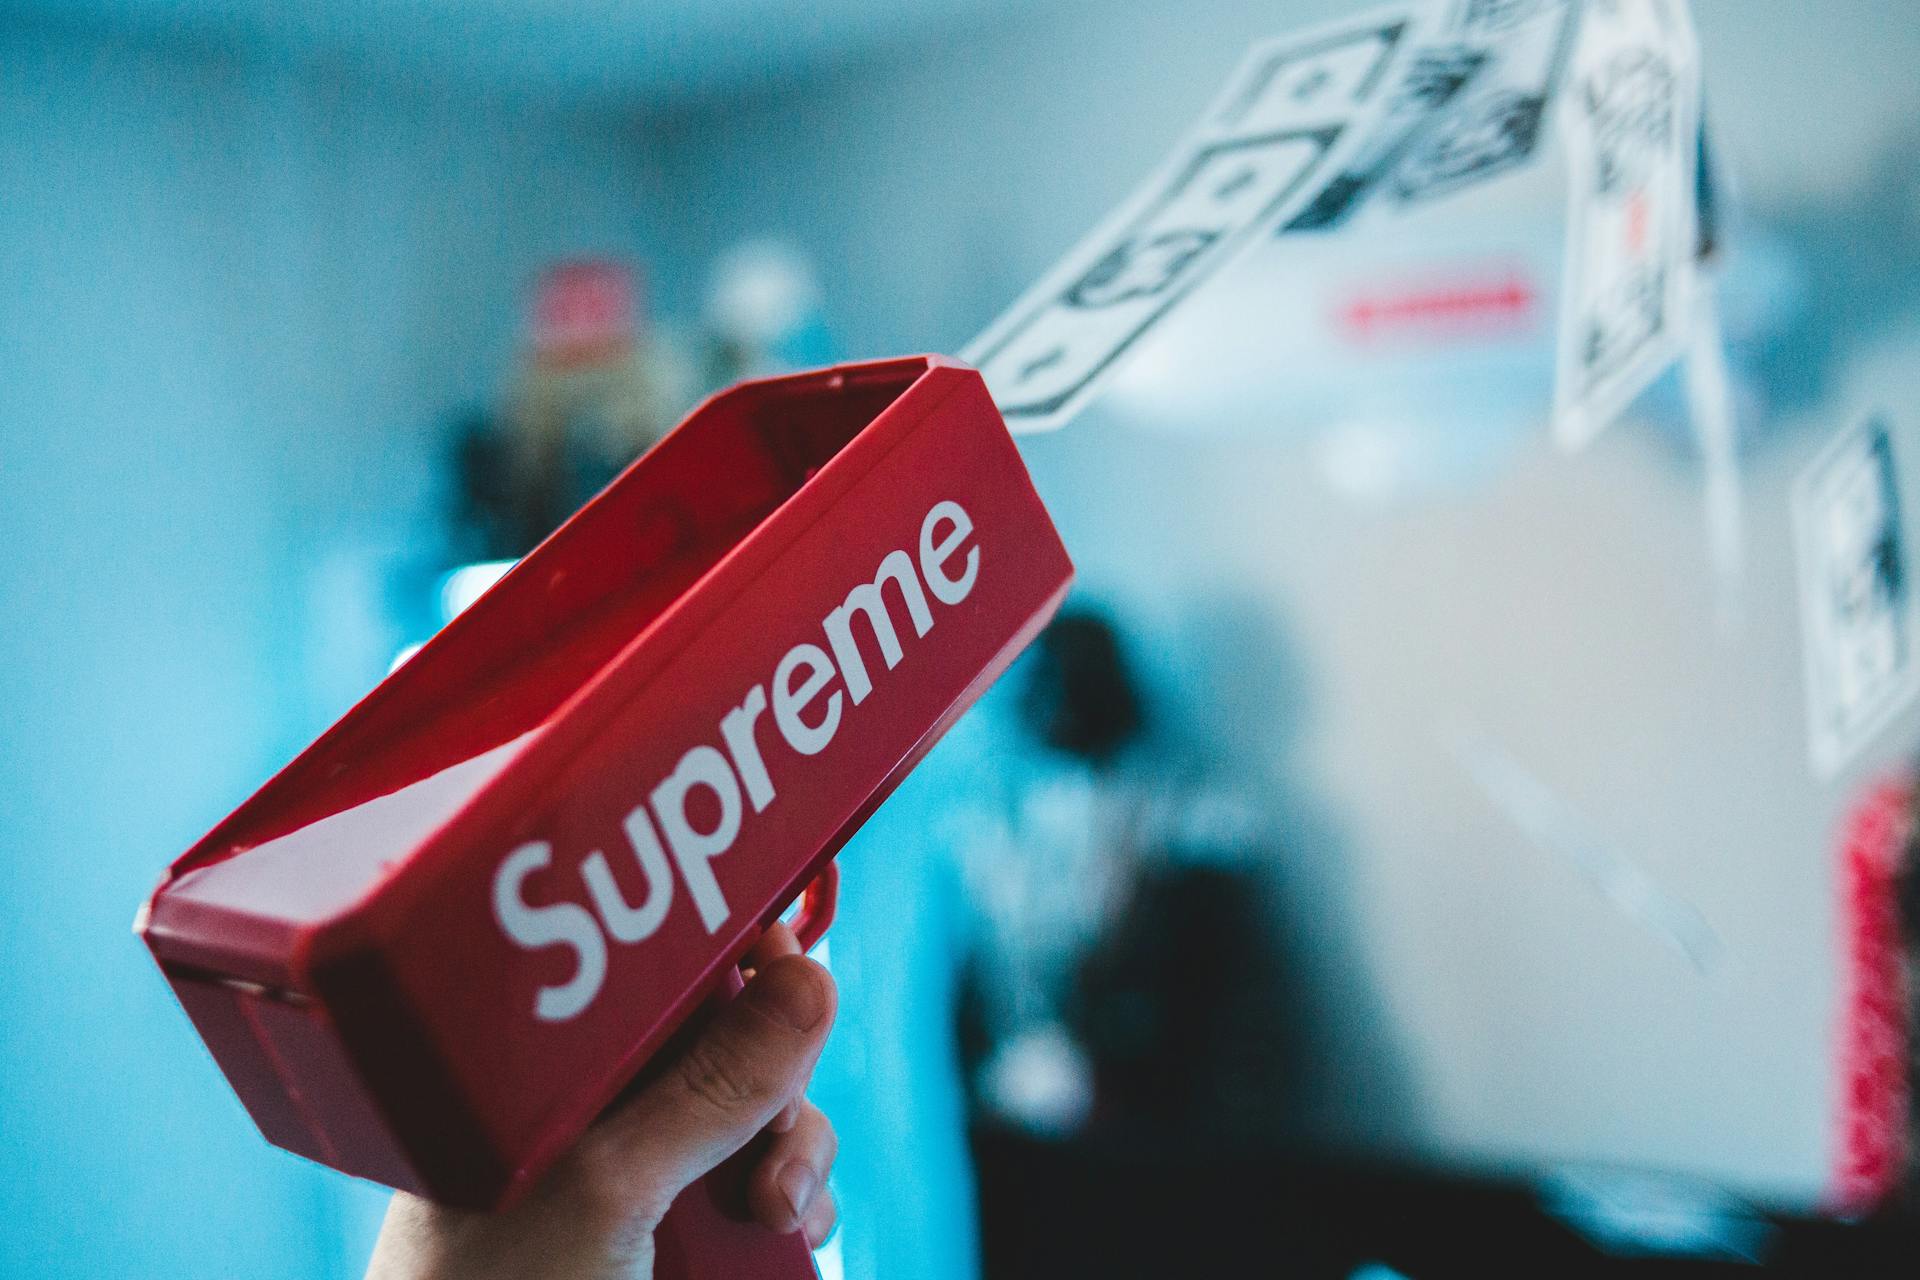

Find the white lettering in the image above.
[
  {"left": 579, "top": 807, "right": 675, "bottom": 944},
  {"left": 493, "top": 842, "right": 608, "bottom": 1022},
  {"left": 773, "top": 643, "right": 843, "bottom": 755},
  {"left": 650, "top": 746, "right": 743, "bottom": 934},
  {"left": 720, "top": 685, "right": 776, "bottom": 812},
  {"left": 494, "top": 498, "right": 985, "bottom": 1020},
  {"left": 823, "top": 550, "right": 933, "bottom": 704},
  {"left": 919, "top": 500, "right": 979, "bottom": 605}
]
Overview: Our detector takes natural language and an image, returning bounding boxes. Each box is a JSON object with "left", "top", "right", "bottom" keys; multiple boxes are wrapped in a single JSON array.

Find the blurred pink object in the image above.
[
  {"left": 533, "top": 259, "right": 638, "bottom": 367},
  {"left": 1830, "top": 773, "right": 1914, "bottom": 1215}
]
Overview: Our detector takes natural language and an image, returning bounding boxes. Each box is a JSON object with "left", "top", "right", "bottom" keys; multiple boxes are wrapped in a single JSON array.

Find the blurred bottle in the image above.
[{"left": 459, "top": 259, "right": 697, "bottom": 561}]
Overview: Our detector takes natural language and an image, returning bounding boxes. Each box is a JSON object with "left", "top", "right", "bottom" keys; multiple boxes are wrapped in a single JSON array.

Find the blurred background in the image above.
[{"left": 4, "top": 0, "right": 1920, "bottom": 1275}]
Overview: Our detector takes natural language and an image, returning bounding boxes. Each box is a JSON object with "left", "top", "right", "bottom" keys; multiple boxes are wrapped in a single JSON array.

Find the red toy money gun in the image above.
[{"left": 137, "top": 356, "right": 1074, "bottom": 1278}]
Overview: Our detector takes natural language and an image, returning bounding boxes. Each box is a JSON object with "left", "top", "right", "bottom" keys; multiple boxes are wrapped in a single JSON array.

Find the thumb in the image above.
[{"left": 593, "top": 955, "right": 836, "bottom": 1223}]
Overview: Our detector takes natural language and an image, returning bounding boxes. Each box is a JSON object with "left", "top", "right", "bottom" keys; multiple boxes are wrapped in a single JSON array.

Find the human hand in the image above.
[{"left": 365, "top": 922, "right": 838, "bottom": 1280}]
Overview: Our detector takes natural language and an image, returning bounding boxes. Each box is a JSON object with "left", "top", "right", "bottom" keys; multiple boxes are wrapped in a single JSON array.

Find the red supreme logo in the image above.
[{"left": 491, "top": 498, "right": 981, "bottom": 1021}]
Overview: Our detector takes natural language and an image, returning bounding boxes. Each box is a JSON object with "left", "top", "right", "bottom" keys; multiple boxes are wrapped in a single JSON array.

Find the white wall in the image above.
[
  {"left": 0, "top": 23, "right": 667, "bottom": 1277},
  {"left": 644, "top": 0, "right": 1920, "bottom": 1205}
]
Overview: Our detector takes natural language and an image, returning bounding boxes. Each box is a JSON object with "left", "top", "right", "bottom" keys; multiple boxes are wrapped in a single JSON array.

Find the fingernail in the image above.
[
  {"left": 746, "top": 963, "right": 826, "bottom": 1032},
  {"left": 777, "top": 1162, "right": 818, "bottom": 1221}
]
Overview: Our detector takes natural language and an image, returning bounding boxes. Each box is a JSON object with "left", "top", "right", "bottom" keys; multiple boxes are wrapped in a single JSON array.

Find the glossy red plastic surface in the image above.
[{"left": 138, "top": 357, "right": 1072, "bottom": 1257}]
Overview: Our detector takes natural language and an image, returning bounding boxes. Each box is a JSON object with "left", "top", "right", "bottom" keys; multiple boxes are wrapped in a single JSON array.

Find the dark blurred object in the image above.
[
  {"left": 971, "top": 1126, "right": 1920, "bottom": 1279},
  {"left": 1074, "top": 861, "right": 1299, "bottom": 1147},
  {"left": 449, "top": 410, "right": 525, "bottom": 563},
  {"left": 1019, "top": 610, "right": 1146, "bottom": 767},
  {"left": 954, "top": 607, "right": 1154, "bottom": 1136},
  {"left": 1695, "top": 115, "right": 1724, "bottom": 264},
  {"left": 1896, "top": 774, "right": 1920, "bottom": 1207}
]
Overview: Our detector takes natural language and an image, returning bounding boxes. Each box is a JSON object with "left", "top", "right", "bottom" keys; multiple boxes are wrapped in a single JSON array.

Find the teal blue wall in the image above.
[{"left": 0, "top": 24, "right": 665, "bottom": 1276}]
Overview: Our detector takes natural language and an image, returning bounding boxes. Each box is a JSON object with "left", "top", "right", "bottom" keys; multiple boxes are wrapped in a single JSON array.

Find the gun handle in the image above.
[
  {"left": 653, "top": 864, "right": 838, "bottom": 1280},
  {"left": 652, "top": 1158, "right": 818, "bottom": 1280}
]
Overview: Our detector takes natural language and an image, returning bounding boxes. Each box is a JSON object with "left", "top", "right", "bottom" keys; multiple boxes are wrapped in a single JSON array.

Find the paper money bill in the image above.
[
  {"left": 1393, "top": 0, "right": 1583, "bottom": 203},
  {"left": 1553, "top": 0, "right": 1702, "bottom": 450},
  {"left": 964, "top": 5, "right": 1432, "bottom": 433},
  {"left": 1285, "top": 41, "right": 1490, "bottom": 231},
  {"left": 1795, "top": 418, "right": 1919, "bottom": 780}
]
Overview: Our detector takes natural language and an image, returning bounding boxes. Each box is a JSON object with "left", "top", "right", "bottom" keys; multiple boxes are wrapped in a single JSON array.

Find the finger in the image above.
[
  {"left": 802, "top": 1186, "right": 838, "bottom": 1249},
  {"left": 590, "top": 955, "right": 836, "bottom": 1222},
  {"left": 749, "top": 923, "right": 809, "bottom": 1133},
  {"left": 747, "top": 919, "right": 802, "bottom": 970},
  {"left": 747, "top": 1100, "right": 838, "bottom": 1233}
]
